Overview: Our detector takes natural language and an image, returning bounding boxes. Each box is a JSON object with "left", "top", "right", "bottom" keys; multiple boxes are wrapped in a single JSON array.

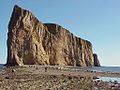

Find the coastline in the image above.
[{"left": 0, "top": 65, "right": 120, "bottom": 89}]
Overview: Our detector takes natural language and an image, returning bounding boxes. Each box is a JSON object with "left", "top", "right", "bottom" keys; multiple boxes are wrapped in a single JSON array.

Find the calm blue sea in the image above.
[
  {"left": 0, "top": 64, "right": 5, "bottom": 74},
  {"left": 68, "top": 66, "right": 120, "bottom": 83},
  {"left": 0, "top": 64, "right": 4, "bottom": 68},
  {"left": 68, "top": 66, "right": 120, "bottom": 73}
]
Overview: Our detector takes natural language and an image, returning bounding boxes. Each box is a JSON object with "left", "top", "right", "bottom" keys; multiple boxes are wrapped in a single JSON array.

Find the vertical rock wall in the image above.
[
  {"left": 6, "top": 5, "right": 100, "bottom": 67},
  {"left": 93, "top": 54, "right": 100, "bottom": 67}
]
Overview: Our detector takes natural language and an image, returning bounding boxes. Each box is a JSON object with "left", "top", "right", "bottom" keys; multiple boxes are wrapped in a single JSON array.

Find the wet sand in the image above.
[{"left": 0, "top": 65, "right": 120, "bottom": 90}]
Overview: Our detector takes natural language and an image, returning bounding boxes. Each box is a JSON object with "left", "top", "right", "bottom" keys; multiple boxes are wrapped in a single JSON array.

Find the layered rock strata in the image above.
[{"left": 6, "top": 5, "right": 100, "bottom": 67}]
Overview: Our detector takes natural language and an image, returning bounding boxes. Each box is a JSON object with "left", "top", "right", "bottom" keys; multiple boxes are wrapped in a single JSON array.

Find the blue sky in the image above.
[{"left": 0, "top": 0, "right": 120, "bottom": 66}]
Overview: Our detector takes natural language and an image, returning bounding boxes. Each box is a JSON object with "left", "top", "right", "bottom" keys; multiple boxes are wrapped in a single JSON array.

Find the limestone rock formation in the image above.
[
  {"left": 93, "top": 54, "right": 100, "bottom": 67},
  {"left": 6, "top": 5, "right": 100, "bottom": 67}
]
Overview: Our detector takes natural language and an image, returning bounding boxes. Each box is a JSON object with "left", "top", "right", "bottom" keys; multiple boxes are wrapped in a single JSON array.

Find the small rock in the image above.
[
  {"left": 68, "top": 76, "right": 72, "bottom": 80},
  {"left": 93, "top": 76, "right": 99, "bottom": 79},
  {"left": 113, "top": 80, "right": 118, "bottom": 84},
  {"left": 80, "top": 76, "right": 84, "bottom": 79},
  {"left": 50, "top": 75, "right": 56, "bottom": 78},
  {"left": 61, "top": 74, "right": 65, "bottom": 77},
  {"left": 12, "top": 69, "right": 15, "bottom": 72},
  {"left": 5, "top": 76, "right": 9, "bottom": 79},
  {"left": 45, "top": 67, "right": 47, "bottom": 72},
  {"left": 73, "top": 76, "right": 78, "bottom": 79},
  {"left": 97, "top": 80, "right": 101, "bottom": 82},
  {"left": 36, "top": 67, "right": 39, "bottom": 70}
]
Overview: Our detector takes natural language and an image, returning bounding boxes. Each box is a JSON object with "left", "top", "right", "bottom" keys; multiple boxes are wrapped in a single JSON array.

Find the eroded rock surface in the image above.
[
  {"left": 6, "top": 5, "right": 100, "bottom": 67},
  {"left": 93, "top": 54, "right": 100, "bottom": 67}
]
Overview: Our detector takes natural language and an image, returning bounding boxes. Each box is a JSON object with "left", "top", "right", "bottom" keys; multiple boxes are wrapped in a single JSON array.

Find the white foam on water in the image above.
[{"left": 95, "top": 77, "right": 120, "bottom": 83}]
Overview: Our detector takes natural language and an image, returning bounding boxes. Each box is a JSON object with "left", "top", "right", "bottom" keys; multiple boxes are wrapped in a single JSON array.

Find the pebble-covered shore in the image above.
[{"left": 0, "top": 65, "right": 120, "bottom": 90}]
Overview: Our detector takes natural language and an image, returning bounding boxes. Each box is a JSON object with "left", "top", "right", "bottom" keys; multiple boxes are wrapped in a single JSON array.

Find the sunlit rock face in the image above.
[{"left": 6, "top": 5, "right": 100, "bottom": 67}]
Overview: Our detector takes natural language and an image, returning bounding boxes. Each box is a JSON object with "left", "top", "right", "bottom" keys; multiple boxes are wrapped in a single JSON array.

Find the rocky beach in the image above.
[
  {"left": 0, "top": 66, "right": 120, "bottom": 90},
  {"left": 1, "top": 4, "right": 119, "bottom": 90}
]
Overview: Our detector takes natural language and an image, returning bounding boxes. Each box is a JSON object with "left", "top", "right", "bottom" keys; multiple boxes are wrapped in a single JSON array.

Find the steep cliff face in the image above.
[
  {"left": 6, "top": 5, "right": 100, "bottom": 67},
  {"left": 93, "top": 54, "right": 100, "bottom": 67}
]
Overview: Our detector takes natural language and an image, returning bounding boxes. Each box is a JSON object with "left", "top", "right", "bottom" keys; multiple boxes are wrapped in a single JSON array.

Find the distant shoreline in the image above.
[{"left": 1, "top": 64, "right": 120, "bottom": 73}]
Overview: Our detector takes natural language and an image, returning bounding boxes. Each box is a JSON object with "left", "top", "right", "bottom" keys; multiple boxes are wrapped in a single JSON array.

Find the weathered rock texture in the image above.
[
  {"left": 93, "top": 54, "right": 100, "bottom": 67},
  {"left": 6, "top": 5, "right": 100, "bottom": 67}
]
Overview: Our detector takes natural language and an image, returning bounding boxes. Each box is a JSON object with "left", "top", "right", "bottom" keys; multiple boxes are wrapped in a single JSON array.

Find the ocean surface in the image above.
[
  {"left": 0, "top": 64, "right": 4, "bottom": 68},
  {"left": 67, "top": 66, "right": 120, "bottom": 83},
  {"left": 0, "top": 64, "right": 5, "bottom": 74},
  {"left": 68, "top": 66, "right": 120, "bottom": 73}
]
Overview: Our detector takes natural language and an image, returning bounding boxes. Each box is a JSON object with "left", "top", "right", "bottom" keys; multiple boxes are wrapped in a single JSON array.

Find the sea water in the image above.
[
  {"left": 69, "top": 66, "right": 120, "bottom": 73},
  {"left": 0, "top": 64, "right": 5, "bottom": 74},
  {"left": 68, "top": 66, "right": 120, "bottom": 83},
  {"left": 96, "top": 77, "right": 120, "bottom": 83},
  {"left": 0, "top": 64, "right": 4, "bottom": 68}
]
